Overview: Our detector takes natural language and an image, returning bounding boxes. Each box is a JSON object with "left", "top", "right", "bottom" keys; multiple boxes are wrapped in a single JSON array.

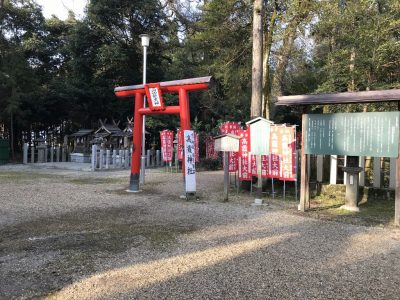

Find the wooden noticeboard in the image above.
[{"left": 304, "top": 111, "right": 400, "bottom": 158}]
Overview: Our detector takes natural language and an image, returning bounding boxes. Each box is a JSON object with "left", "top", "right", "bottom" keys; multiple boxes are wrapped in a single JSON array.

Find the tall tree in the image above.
[{"left": 251, "top": 0, "right": 264, "bottom": 118}]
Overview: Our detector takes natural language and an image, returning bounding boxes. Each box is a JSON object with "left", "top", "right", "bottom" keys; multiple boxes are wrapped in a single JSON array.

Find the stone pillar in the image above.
[
  {"left": 30, "top": 145, "right": 35, "bottom": 163},
  {"left": 44, "top": 147, "right": 48, "bottom": 163},
  {"left": 341, "top": 156, "right": 361, "bottom": 212},
  {"left": 390, "top": 157, "right": 397, "bottom": 189},
  {"left": 343, "top": 156, "right": 347, "bottom": 185},
  {"left": 56, "top": 147, "right": 60, "bottom": 162},
  {"left": 330, "top": 155, "right": 337, "bottom": 185},
  {"left": 91, "top": 145, "right": 97, "bottom": 171},
  {"left": 61, "top": 147, "right": 66, "bottom": 162},
  {"left": 124, "top": 150, "right": 129, "bottom": 168},
  {"left": 112, "top": 150, "right": 117, "bottom": 168},
  {"left": 373, "top": 157, "right": 381, "bottom": 188},
  {"left": 37, "top": 146, "right": 45, "bottom": 163},
  {"left": 174, "top": 147, "right": 179, "bottom": 171},
  {"left": 23, "top": 143, "right": 28, "bottom": 164},
  {"left": 119, "top": 150, "right": 123, "bottom": 167},
  {"left": 106, "top": 150, "right": 110, "bottom": 169},
  {"left": 50, "top": 147, "right": 54, "bottom": 163},
  {"left": 156, "top": 150, "right": 161, "bottom": 167},
  {"left": 317, "top": 155, "right": 323, "bottom": 182},
  {"left": 99, "top": 149, "right": 104, "bottom": 169},
  {"left": 359, "top": 156, "right": 365, "bottom": 187},
  {"left": 146, "top": 149, "right": 151, "bottom": 167}
]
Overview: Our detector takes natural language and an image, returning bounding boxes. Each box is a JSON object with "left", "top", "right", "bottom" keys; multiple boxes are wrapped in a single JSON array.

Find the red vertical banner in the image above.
[
  {"left": 238, "top": 129, "right": 251, "bottom": 181},
  {"left": 269, "top": 125, "right": 281, "bottom": 178},
  {"left": 205, "top": 135, "right": 218, "bottom": 159},
  {"left": 194, "top": 132, "right": 199, "bottom": 163},
  {"left": 177, "top": 129, "right": 184, "bottom": 161},
  {"left": 250, "top": 155, "right": 257, "bottom": 176},
  {"left": 251, "top": 154, "right": 269, "bottom": 177},
  {"left": 279, "top": 126, "right": 296, "bottom": 181},
  {"left": 160, "top": 130, "right": 174, "bottom": 162},
  {"left": 220, "top": 121, "right": 241, "bottom": 172},
  {"left": 229, "top": 152, "right": 238, "bottom": 172},
  {"left": 261, "top": 155, "right": 269, "bottom": 178}
]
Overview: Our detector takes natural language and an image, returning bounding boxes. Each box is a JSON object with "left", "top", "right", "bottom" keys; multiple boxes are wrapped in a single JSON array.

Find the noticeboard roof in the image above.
[
  {"left": 276, "top": 89, "right": 400, "bottom": 106},
  {"left": 214, "top": 133, "right": 240, "bottom": 140},
  {"left": 246, "top": 117, "right": 274, "bottom": 125}
]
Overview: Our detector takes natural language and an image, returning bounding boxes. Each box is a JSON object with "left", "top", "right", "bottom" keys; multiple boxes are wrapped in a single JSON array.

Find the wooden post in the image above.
[
  {"left": 330, "top": 155, "right": 337, "bottom": 184},
  {"left": 395, "top": 144, "right": 400, "bottom": 226},
  {"left": 223, "top": 152, "right": 229, "bottom": 201},
  {"left": 359, "top": 156, "right": 365, "bottom": 187},
  {"left": 300, "top": 113, "right": 309, "bottom": 211}
]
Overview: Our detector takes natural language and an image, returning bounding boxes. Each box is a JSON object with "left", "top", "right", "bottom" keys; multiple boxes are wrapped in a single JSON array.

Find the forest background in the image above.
[{"left": 1, "top": 0, "right": 399, "bottom": 157}]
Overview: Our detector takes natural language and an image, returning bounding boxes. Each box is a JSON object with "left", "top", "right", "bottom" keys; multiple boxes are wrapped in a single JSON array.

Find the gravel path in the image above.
[{"left": 0, "top": 165, "right": 399, "bottom": 299}]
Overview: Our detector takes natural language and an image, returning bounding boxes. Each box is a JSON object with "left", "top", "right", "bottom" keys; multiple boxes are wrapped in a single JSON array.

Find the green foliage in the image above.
[
  {"left": 198, "top": 158, "right": 221, "bottom": 171},
  {"left": 1, "top": 0, "right": 399, "bottom": 154}
]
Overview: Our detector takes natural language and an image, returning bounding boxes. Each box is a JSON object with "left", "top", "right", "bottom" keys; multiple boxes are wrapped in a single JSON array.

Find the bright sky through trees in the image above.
[{"left": 35, "top": 0, "right": 87, "bottom": 20}]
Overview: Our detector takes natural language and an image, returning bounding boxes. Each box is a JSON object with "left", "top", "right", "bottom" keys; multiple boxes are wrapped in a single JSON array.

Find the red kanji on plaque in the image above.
[{"left": 144, "top": 83, "right": 165, "bottom": 111}]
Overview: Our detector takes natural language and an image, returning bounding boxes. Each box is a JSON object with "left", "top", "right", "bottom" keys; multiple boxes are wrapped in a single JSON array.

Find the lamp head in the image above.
[{"left": 139, "top": 34, "right": 150, "bottom": 47}]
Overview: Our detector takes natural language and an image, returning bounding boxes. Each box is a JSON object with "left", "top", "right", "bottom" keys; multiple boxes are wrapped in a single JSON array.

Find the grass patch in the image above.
[
  {"left": 0, "top": 172, "right": 58, "bottom": 182},
  {"left": 68, "top": 177, "right": 126, "bottom": 185},
  {"left": 305, "top": 185, "right": 395, "bottom": 227}
]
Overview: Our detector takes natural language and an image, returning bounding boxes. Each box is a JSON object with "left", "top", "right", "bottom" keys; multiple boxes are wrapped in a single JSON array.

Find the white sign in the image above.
[
  {"left": 149, "top": 87, "right": 162, "bottom": 107},
  {"left": 184, "top": 130, "right": 196, "bottom": 193}
]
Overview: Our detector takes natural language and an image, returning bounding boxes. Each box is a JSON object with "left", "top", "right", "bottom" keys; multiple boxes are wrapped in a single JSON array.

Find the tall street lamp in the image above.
[{"left": 139, "top": 34, "right": 150, "bottom": 184}]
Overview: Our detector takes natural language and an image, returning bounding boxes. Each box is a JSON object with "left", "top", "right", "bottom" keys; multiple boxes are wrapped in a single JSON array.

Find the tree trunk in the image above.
[
  {"left": 251, "top": 0, "right": 264, "bottom": 118},
  {"left": 348, "top": 47, "right": 356, "bottom": 92},
  {"left": 271, "top": 0, "right": 312, "bottom": 106},
  {"left": 262, "top": 3, "right": 278, "bottom": 119}
]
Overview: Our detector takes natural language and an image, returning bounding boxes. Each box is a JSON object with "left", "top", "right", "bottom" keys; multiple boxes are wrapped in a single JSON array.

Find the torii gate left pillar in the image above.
[{"left": 115, "top": 76, "right": 212, "bottom": 192}]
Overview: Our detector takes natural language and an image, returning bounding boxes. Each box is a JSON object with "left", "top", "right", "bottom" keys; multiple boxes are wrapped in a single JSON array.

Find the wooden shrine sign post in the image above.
[
  {"left": 114, "top": 76, "right": 212, "bottom": 192},
  {"left": 276, "top": 89, "right": 400, "bottom": 226},
  {"left": 214, "top": 134, "right": 240, "bottom": 201}
]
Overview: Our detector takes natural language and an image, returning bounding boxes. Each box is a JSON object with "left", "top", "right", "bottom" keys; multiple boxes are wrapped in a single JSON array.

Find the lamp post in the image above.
[{"left": 139, "top": 34, "right": 150, "bottom": 184}]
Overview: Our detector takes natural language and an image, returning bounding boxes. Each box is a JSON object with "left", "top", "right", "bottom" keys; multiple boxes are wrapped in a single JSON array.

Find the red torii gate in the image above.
[{"left": 114, "top": 76, "right": 213, "bottom": 192}]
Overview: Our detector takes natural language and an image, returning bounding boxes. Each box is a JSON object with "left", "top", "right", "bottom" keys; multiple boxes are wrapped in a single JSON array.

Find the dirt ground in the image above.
[{"left": 0, "top": 166, "right": 399, "bottom": 299}]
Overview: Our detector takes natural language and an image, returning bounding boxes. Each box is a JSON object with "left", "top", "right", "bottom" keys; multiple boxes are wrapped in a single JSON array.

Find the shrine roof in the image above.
[{"left": 276, "top": 89, "right": 400, "bottom": 106}]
